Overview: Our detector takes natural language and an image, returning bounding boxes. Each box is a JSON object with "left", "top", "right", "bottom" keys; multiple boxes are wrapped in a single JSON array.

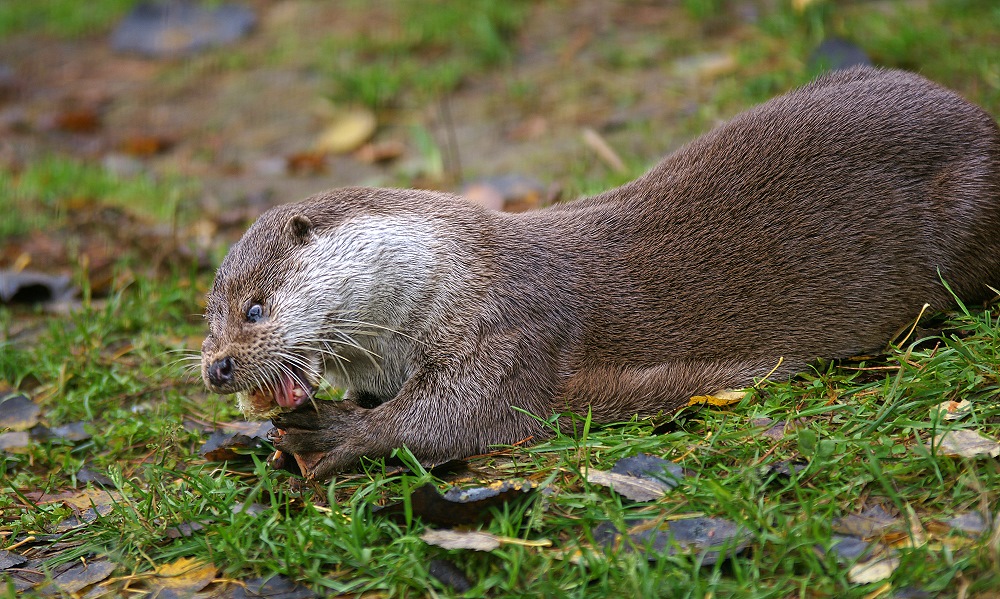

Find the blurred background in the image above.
[{"left": 1, "top": 0, "right": 999, "bottom": 300}]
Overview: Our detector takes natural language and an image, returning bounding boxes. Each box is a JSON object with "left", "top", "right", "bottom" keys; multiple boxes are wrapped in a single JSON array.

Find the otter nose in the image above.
[{"left": 207, "top": 357, "right": 235, "bottom": 387}]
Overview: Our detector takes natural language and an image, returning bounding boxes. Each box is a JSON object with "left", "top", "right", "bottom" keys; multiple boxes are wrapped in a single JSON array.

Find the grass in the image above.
[
  {"left": 0, "top": 156, "right": 195, "bottom": 238},
  {"left": 3, "top": 276, "right": 999, "bottom": 596},
  {"left": 320, "top": 0, "right": 529, "bottom": 110},
  {"left": 0, "top": 0, "right": 136, "bottom": 38},
  {"left": 3, "top": 0, "right": 1000, "bottom": 597}
]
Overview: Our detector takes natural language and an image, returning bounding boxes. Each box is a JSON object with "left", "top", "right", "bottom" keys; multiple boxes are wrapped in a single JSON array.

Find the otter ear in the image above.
[{"left": 284, "top": 214, "right": 313, "bottom": 244}]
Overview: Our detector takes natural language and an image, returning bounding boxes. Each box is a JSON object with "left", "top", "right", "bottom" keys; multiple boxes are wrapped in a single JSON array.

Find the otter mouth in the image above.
[{"left": 244, "top": 364, "right": 316, "bottom": 413}]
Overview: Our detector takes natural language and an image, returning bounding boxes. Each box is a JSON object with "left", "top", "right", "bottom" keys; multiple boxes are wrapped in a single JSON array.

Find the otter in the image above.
[{"left": 202, "top": 66, "right": 1000, "bottom": 480}]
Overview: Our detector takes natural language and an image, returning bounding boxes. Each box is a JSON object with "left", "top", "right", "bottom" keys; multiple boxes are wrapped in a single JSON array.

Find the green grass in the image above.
[
  {"left": 0, "top": 156, "right": 195, "bottom": 238},
  {"left": 0, "top": 0, "right": 136, "bottom": 38},
  {"left": 321, "top": 0, "right": 529, "bottom": 110},
  {"left": 3, "top": 275, "right": 999, "bottom": 596}
]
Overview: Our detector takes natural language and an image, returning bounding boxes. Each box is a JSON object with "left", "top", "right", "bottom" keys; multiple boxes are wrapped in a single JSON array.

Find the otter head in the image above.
[
  {"left": 201, "top": 208, "right": 321, "bottom": 417},
  {"left": 201, "top": 192, "right": 443, "bottom": 418}
]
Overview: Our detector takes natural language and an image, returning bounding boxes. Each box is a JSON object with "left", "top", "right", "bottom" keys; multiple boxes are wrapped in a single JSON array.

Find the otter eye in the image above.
[{"left": 245, "top": 304, "right": 264, "bottom": 323}]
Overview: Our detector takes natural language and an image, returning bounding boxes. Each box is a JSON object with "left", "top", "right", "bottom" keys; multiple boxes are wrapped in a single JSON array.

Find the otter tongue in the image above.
[{"left": 275, "top": 372, "right": 307, "bottom": 409}]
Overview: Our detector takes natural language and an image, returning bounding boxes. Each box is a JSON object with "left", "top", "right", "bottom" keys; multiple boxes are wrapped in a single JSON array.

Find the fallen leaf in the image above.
[
  {"left": 752, "top": 417, "right": 804, "bottom": 440},
  {"left": 199, "top": 429, "right": 270, "bottom": 462},
  {"left": 120, "top": 134, "right": 174, "bottom": 157},
  {"left": 0, "top": 431, "right": 30, "bottom": 452},
  {"left": 60, "top": 488, "right": 120, "bottom": 512},
  {"left": 902, "top": 504, "right": 927, "bottom": 549},
  {"left": 421, "top": 528, "right": 551, "bottom": 552},
  {"left": 76, "top": 466, "right": 116, "bottom": 488},
  {"left": 847, "top": 555, "right": 900, "bottom": 584},
  {"left": 944, "top": 511, "right": 992, "bottom": 536},
  {"left": 594, "top": 516, "right": 750, "bottom": 565},
  {"left": 833, "top": 505, "right": 899, "bottom": 538},
  {"left": 354, "top": 140, "right": 405, "bottom": 163},
  {"left": 219, "top": 420, "right": 274, "bottom": 438},
  {"left": 930, "top": 429, "right": 1000, "bottom": 458},
  {"left": 149, "top": 557, "right": 217, "bottom": 595},
  {"left": 314, "top": 107, "right": 377, "bottom": 154},
  {"left": 689, "top": 389, "right": 746, "bottom": 407},
  {"left": 0, "top": 550, "right": 27, "bottom": 571},
  {"left": 36, "top": 559, "right": 117, "bottom": 594},
  {"left": 54, "top": 108, "right": 101, "bottom": 133},
  {"left": 825, "top": 535, "right": 872, "bottom": 562},
  {"left": 672, "top": 52, "right": 738, "bottom": 80},
  {"left": 461, "top": 175, "right": 546, "bottom": 213},
  {"left": 227, "top": 575, "right": 318, "bottom": 599},
  {"left": 285, "top": 151, "right": 327, "bottom": 175},
  {"left": 0, "top": 393, "right": 40, "bottom": 430},
  {"left": 31, "top": 421, "right": 92, "bottom": 443},
  {"left": 930, "top": 399, "right": 972, "bottom": 421},
  {"left": 421, "top": 529, "right": 497, "bottom": 552},
  {"left": 610, "top": 453, "right": 684, "bottom": 486},
  {"left": 585, "top": 469, "right": 670, "bottom": 501}
]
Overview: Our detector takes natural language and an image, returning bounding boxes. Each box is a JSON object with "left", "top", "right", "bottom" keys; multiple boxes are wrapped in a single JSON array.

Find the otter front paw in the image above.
[{"left": 269, "top": 400, "right": 369, "bottom": 479}]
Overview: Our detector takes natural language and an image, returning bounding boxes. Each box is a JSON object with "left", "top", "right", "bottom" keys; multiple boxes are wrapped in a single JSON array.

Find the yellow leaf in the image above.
[
  {"left": 314, "top": 107, "right": 377, "bottom": 154},
  {"left": 689, "top": 389, "right": 746, "bottom": 407},
  {"left": 150, "top": 558, "right": 217, "bottom": 593}
]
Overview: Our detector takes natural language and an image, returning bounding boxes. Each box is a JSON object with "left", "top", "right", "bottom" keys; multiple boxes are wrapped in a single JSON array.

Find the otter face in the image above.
[
  {"left": 201, "top": 200, "right": 441, "bottom": 418},
  {"left": 202, "top": 210, "right": 320, "bottom": 417}
]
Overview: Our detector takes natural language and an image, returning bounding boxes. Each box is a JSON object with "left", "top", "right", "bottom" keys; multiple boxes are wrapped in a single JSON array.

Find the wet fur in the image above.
[{"left": 203, "top": 67, "right": 1000, "bottom": 479}]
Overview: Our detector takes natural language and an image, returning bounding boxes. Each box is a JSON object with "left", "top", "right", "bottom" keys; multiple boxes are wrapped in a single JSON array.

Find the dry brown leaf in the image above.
[
  {"left": 421, "top": 529, "right": 501, "bottom": 551},
  {"left": 585, "top": 469, "right": 669, "bottom": 501},
  {"left": 60, "top": 488, "right": 120, "bottom": 511},
  {"left": 421, "top": 529, "right": 551, "bottom": 552},
  {"left": 847, "top": 555, "right": 900, "bottom": 584},
  {"left": 355, "top": 140, "right": 405, "bottom": 163},
  {"left": 930, "top": 429, "right": 1000, "bottom": 458}
]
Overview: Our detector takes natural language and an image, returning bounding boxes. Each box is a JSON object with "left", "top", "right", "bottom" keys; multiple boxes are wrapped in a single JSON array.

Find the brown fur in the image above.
[{"left": 202, "top": 67, "right": 1000, "bottom": 479}]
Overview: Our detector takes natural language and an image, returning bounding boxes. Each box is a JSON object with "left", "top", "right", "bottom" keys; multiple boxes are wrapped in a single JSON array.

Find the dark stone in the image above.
[
  {"left": 428, "top": 559, "right": 473, "bottom": 593},
  {"left": 111, "top": 0, "right": 256, "bottom": 59}
]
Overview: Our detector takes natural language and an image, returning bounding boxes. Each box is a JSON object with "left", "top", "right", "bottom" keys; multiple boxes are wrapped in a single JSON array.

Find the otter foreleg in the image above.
[{"left": 271, "top": 365, "right": 553, "bottom": 480}]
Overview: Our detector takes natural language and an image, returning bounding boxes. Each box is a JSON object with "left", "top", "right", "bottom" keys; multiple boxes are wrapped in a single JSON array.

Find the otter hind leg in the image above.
[{"left": 557, "top": 358, "right": 791, "bottom": 423}]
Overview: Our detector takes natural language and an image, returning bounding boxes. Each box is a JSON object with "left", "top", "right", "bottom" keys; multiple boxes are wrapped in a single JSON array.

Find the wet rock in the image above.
[
  {"left": 0, "top": 270, "right": 75, "bottom": 305},
  {"left": 111, "top": 0, "right": 256, "bottom": 59}
]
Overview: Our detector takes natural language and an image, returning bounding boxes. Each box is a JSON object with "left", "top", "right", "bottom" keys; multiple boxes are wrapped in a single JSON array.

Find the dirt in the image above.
[{"left": 0, "top": 1, "right": 760, "bottom": 215}]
